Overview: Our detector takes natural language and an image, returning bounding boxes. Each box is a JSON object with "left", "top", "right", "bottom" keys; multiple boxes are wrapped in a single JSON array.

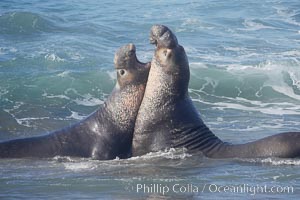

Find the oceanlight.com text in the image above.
[{"left": 134, "top": 183, "right": 294, "bottom": 196}]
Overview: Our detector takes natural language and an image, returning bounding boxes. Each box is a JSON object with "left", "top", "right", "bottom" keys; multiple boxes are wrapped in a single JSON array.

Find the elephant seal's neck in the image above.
[{"left": 103, "top": 83, "right": 145, "bottom": 132}]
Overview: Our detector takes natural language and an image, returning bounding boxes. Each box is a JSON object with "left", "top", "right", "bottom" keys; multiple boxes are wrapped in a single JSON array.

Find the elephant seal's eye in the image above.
[{"left": 119, "top": 69, "right": 126, "bottom": 76}]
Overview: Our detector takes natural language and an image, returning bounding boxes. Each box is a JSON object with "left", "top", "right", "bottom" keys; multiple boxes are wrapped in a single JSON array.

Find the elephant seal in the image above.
[
  {"left": 0, "top": 44, "right": 150, "bottom": 160},
  {"left": 132, "top": 25, "right": 300, "bottom": 158}
]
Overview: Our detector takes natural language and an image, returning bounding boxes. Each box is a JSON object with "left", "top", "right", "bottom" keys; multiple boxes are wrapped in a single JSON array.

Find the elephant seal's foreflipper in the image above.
[
  {"left": 219, "top": 132, "right": 300, "bottom": 158},
  {"left": 0, "top": 44, "right": 150, "bottom": 160},
  {"left": 132, "top": 25, "right": 300, "bottom": 159}
]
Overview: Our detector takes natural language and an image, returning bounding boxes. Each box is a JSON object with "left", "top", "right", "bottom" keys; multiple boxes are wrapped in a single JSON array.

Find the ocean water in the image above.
[{"left": 1, "top": 0, "right": 300, "bottom": 199}]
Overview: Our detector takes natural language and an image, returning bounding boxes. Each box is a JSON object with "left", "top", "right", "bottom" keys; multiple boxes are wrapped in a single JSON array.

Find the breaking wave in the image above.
[{"left": 189, "top": 59, "right": 300, "bottom": 116}]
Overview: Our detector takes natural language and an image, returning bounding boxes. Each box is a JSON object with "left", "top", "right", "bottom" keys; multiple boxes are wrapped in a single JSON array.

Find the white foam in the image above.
[
  {"left": 225, "top": 64, "right": 254, "bottom": 71},
  {"left": 260, "top": 158, "right": 300, "bottom": 166},
  {"left": 238, "top": 157, "right": 300, "bottom": 166},
  {"left": 64, "top": 88, "right": 78, "bottom": 95},
  {"left": 73, "top": 93, "right": 104, "bottom": 106},
  {"left": 195, "top": 97, "right": 300, "bottom": 115},
  {"left": 63, "top": 88, "right": 104, "bottom": 106},
  {"left": 129, "top": 148, "right": 192, "bottom": 161},
  {"left": 42, "top": 92, "right": 70, "bottom": 100},
  {"left": 271, "top": 86, "right": 300, "bottom": 102},
  {"left": 224, "top": 46, "right": 247, "bottom": 52},
  {"left": 242, "top": 19, "right": 276, "bottom": 31},
  {"left": 225, "top": 60, "right": 300, "bottom": 103},
  {"left": 190, "top": 86, "right": 300, "bottom": 116},
  {"left": 67, "top": 111, "right": 86, "bottom": 120},
  {"left": 57, "top": 71, "right": 71, "bottom": 77},
  {"left": 45, "top": 53, "right": 65, "bottom": 62},
  {"left": 52, "top": 156, "right": 77, "bottom": 162},
  {"left": 13, "top": 116, "right": 50, "bottom": 127},
  {"left": 288, "top": 71, "right": 300, "bottom": 89},
  {"left": 63, "top": 162, "right": 96, "bottom": 171},
  {"left": 217, "top": 101, "right": 300, "bottom": 115},
  {"left": 259, "top": 61, "right": 300, "bottom": 101},
  {"left": 53, "top": 156, "right": 124, "bottom": 172}
]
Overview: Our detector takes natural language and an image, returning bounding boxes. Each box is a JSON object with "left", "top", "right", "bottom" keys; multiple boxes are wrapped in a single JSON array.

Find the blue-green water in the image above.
[{"left": 1, "top": 0, "right": 300, "bottom": 199}]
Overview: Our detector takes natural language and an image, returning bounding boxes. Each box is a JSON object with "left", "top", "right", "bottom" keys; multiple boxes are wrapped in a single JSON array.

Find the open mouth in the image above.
[
  {"left": 114, "top": 43, "right": 150, "bottom": 71},
  {"left": 136, "top": 56, "right": 151, "bottom": 70}
]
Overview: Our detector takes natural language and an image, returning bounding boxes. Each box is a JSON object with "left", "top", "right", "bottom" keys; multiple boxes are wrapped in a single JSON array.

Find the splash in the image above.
[
  {"left": 45, "top": 53, "right": 65, "bottom": 62},
  {"left": 241, "top": 157, "right": 300, "bottom": 166},
  {"left": 130, "top": 148, "right": 192, "bottom": 161}
]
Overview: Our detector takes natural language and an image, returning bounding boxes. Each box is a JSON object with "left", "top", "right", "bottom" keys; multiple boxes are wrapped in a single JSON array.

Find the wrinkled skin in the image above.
[
  {"left": 0, "top": 44, "right": 150, "bottom": 160},
  {"left": 132, "top": 25, "right": 300, "bottom": 158}
]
